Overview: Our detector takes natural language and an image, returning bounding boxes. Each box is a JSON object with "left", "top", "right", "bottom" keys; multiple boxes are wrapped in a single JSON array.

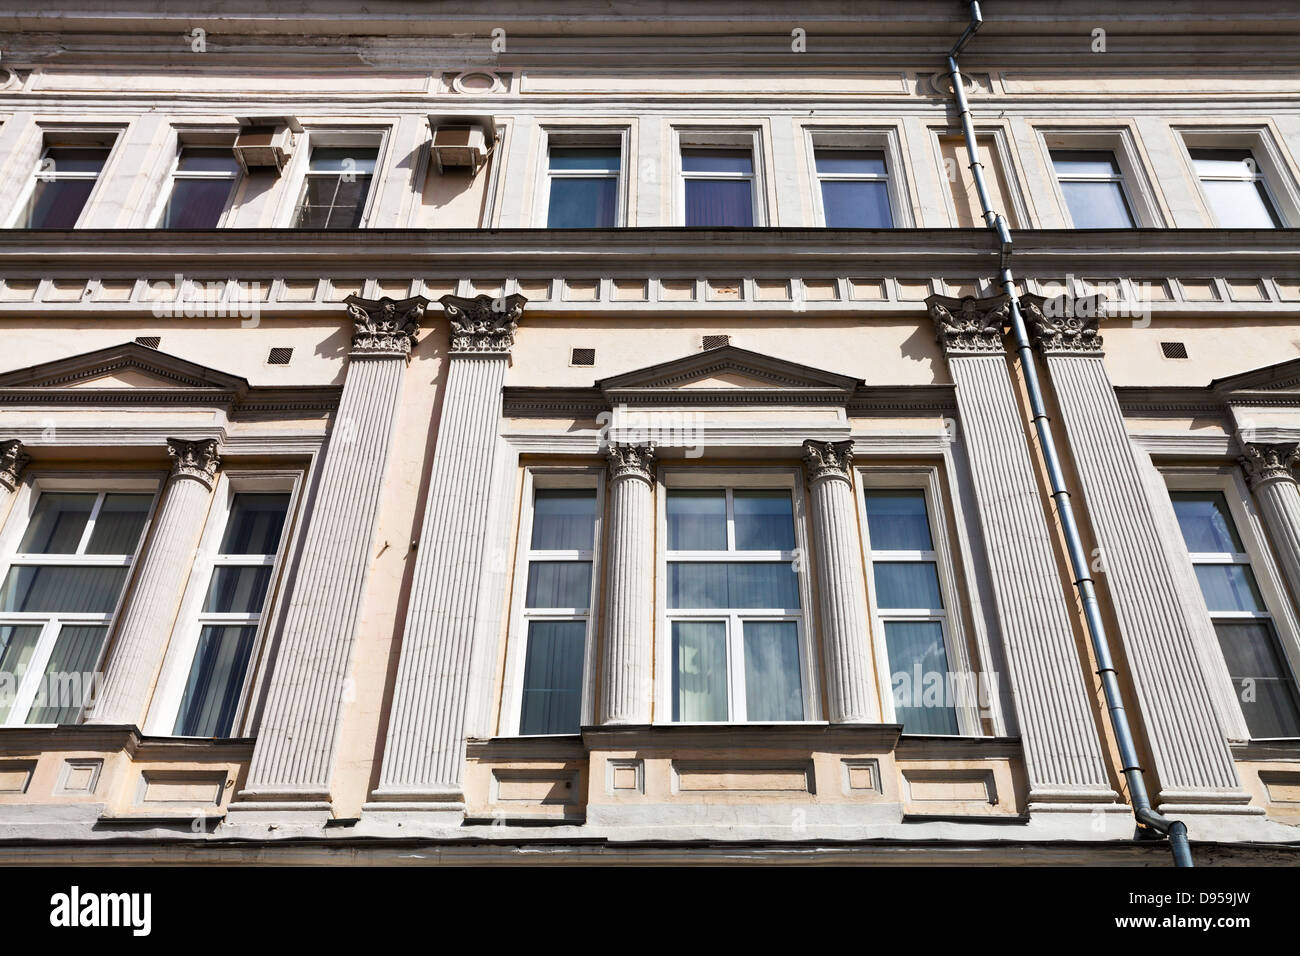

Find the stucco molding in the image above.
[
  {"left": 802, "top": 439, "right": 854, "bottom": 484},
  {"left": 0, "top": 439, "right": 30, "bottom": 492},
  {"left": 345, "top": 294, "right": 427, "bottom": 358},
  {"left": 1021, "top": 292, "right": 1107, "bottom": 356},
  {"left": 1240, "top": 441, "right": 1300, "bottom": 490},
  {"left": 165, "top": 437, "right": 221, "bottom": 489},
  {"left": 439, "top": 292, "right": 527, "bottom": 354},
  {"left": 926, "top": 294, "right": 1009, "bottom": 355},
  {"left": 605, "top": 442, "right": 656, "bottom": 485}
]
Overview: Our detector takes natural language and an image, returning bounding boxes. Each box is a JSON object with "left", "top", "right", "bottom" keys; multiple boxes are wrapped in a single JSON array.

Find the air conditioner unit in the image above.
[
  {"left": 428, "top": 115, "right": 495, "bottom": 174},
  {"left": 233, "top": 117, "right": 300, "bottom": 174}
]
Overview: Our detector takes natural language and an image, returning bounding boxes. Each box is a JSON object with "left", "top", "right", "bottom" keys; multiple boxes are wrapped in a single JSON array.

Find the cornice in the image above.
[{"left": 502, "top": 384, "right": 957, "bottom": 418}]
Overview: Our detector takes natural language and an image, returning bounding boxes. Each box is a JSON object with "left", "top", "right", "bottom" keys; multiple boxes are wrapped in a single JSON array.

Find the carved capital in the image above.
[
  {"left": 1021, "top": 292, "right": 1107, "bottom": 355},
  {"left": 166, "top": 437, "right": 221, "bottom": 489},
  {"left": 1240, "top": 441, "right": 1300, "bottom": 489},
  {"left": 439, "top": 293, "right": 527, "bottom": 355},
  {"left": 926, "top": 294, "right": 1010, "bottom": 355},
  {"left": 346, "top": 294, "right": 427, "bottom": 358},
  {"left": 803, "top": 439, "right": 854, "bottom": 484},
  {"left": 606, "top": 443, "right": 656, "bottom": 484},
  {"left": 0, "top": 439, "right": 30, "bottom": 492}
]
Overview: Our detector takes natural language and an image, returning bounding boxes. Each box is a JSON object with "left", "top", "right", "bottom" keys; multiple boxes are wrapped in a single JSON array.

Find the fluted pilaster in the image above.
[{"left": 1241, "top": 442, "right": 1300, "bottom": 627}]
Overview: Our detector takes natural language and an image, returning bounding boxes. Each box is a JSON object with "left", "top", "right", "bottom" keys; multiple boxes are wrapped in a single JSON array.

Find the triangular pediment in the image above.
[
  {"left": 1211, "top": 357, "right": 1300, "bottom": 396},
  {"left": 0, "top": 342, "right": 250, "bottom": 393}
]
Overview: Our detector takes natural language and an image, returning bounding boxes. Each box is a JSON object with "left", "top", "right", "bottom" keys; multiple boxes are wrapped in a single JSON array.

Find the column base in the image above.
[
  {"left": 358, "top": 786, "right": 467, "bottom": 830},
  {"left": 223, "top": 786, "right": 335, "bottom": 829}
]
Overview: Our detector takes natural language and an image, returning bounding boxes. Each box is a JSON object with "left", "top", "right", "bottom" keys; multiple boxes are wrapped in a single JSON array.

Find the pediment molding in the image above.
[{"left": 1210, "top": 357, "right": 1300, "bottom": 396}]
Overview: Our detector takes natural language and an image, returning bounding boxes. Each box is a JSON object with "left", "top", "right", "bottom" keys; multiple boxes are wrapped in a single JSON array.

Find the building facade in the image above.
[{"left": 0, "top": 0, "right": 1299, "bottom": 864}]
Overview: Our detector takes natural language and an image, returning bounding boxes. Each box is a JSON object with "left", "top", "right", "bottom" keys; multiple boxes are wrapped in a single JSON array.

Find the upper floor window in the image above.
[
  {"left": 1050, "top": 149, "right": 1135, "bottom": 228},
  {"left": 0, "top": 487, "right": 153, "bottom": 725},
  {"left": 22, "top": 146, "right": 110, "bottom": 228},
  {"left": 1188, "top": 148, "right": 1283, "bottom": 228},
  {"left": 665, "top": 485, "right": 806, "bottom": 722},
  {"left": 1171, "top": 490, "right": 1300, "bottom": 737},
  {"left": 546, "top": 147, "right": 619, "bottom": 228},
  {"left": 681, "top": 147, "right": 756, "bottom": 227},
  {"left": 294, "top": 146, "right": 378, "bottom": 229},
  {"left": 161, "top": 146, "right": 241, "bottom": 228},
  {"left": 815, "top": 148, "right": 894, "bottom": 228}
]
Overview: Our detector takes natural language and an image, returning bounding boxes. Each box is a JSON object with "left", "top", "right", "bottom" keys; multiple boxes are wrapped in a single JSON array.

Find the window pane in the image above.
[
  {"left": 1200, "top": 178, "right": 1281, "bottom": 228},
  {"left": 672, "top": 620, "right": 727, "bottom": 721},
  {"left": 667, "top": 561, "right": 800, "bottom": 609},
  {"left": 202, "top": 565, "right": 273, "bottom": 614},
  {"left": 682, "top": 148, "right": 753, "bottom": 174},
  {"left": 815, "top": 149, "right": 887, "bottom": 176},
  {"left": 519, "top": 620, "right": 586, "bottom": 735},
  {"left": 1050, "top": 150, "right": 1122, "bottom": 178},
  {"left": 18, "top": 493, "right": 96, "bottom": 553},
  {"left": 821, "top": 180, "right": 893, "bottom": 228},
  {"left": 173, "top": 624, "right": 257, "bottom": 737},
  {"left": 531, "top": 489, "right": 597, "bottom": 551},
  {"left": 163, "top": 178, "right": 236, "bottom": 228},
  {"left": 0, "top": 624, "right": 43, "bottom": 723},
  {"left": 308, "top": 147, "right": 377, "bottom": 175},
  {"left": 685, "top": 179, "right": 754, "bottom": 227},
  {"left": 865, "top": 490, "right": 933, "bottom": 551},
  {"left": 1059, "top": 180, "right": 1134, "bottom": 228},
  {"left": 1194, "top": 564, "right": 1265, "bottom": 614},
  {"left": 175, "top": 148, "right": 240, "bottom": 175},
  {"left": 25, "top": 179, "right": 96, "bottom": 228},
  {"left": 219, "top": 493, "right": 290, "bottom": 555},
  {"left": 667, "top": 489, "right": 727, "bottom": 551},
  {"left": 743, "top": 620, "right": 803, "bottom": 721},
  {"left": 733, "top": 490, "right": 795, "bottom": 551},
  {"left": 44, "top": 147, "right": 109, "bottom": 174},
  {"left": 547, "top": 177, "right": 617, "bottom": 228},
  {"left": 525, "top": 561, "right": 592, "bottom": 609},
  {"left": 1170, "top": 492, "right": 1244, "bottom": 553},
  {"left": 873, "top": 562, "right": 943, "bottom": 610},
  {"left": 84, "top": 493, "right": 152, "bottom": 555},
  {"left": 25, "top": 624, "right": 106, "bottom": 725},
  {"left": 327, "top": 174, "right": 372, "bottom": 228},
  {"left": 1214, "top": 621, "right": 1300, "bottom": 738},
  {"left": 0, "top": 565, "right": 129, "bottom": 614},
  {"left": 885, "top": 620, "right": 959, "bottom": 734},
  {"left": 1189, "top": 148, "right": 1259, "bottom": 178},
  {"left": 549, "top": 147, "right": 620, "bottom": 173}
]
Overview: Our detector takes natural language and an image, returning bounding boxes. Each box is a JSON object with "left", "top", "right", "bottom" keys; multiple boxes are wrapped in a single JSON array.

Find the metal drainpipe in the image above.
[{"left": 943, "top": 0, "right": 1192, "bottom": 867}]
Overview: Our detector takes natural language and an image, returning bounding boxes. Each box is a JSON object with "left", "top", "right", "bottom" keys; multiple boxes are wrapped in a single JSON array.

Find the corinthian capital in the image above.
[
  {"left": 346, "top": 294, "right": 427, "bottom": 358},
  {"left": 926, "top": 294, "right": 1010, "bottom": 355},
  {"left": 803, "top": 439, "right": 854, "bottom": 484},
  {"left": 439, "top": 293, "right": 528, "bottom": 355},
  {"left": 1021, "top": 292, "right": 1107, "bottom": 355},
  {"left": 0, "top": 439, "right": 30, "bottom": 492},
  {"left": 606, "top": 443, "right": 656, "bottom": 484},
  {"left": 167, "top": 438, "right": 221, "bottom": 489},
  {"left": 1240, "top": 441, "right": 1300, "bottom": 489}
]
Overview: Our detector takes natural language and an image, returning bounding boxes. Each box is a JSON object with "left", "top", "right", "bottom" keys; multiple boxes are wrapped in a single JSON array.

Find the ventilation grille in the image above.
[
  {"left": 1160, "top": 341, "right": 1188, "bottom": 359},
  {"left": 570, "top": 347, "right": 595, "bottom": 367},
  {"left": 267, "top": 347, "right": 294, "bottom": 365},
  {"left": 702, "top": 334, "right": 730, "bottom": 350},
  {"left": 134, "top": 336, "right": 161, "bottom": 349}
]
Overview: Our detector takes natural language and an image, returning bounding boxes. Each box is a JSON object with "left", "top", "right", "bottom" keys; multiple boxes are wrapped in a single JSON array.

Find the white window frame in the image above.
[
  {"left": 1036, "top": 128, "right": 1163, "bottom": 228},
  {"left": 0, "top": 474, "right": 160, "bottom": 726},
  {"left": 1175, "top": 126, "right": 1300, "bottom": 228},
  {"left": 802, "top": 126, "right": 913, "bottom": 228},
  {"left": 499, "top": 467, "right": 604, "bottom": 737},
  {"left": 856, "top": 466, "right": 982, "bottom": 736},
  {"left": 1164, "top": 467, "right": 1300, "bottom": 740},
  {"left": 534, "top": 126, "right": 629, "bottom": 228},
  {"left": 145, "top": 470, "right": 301, "bottom": 737},
  {"left": 276, "top": 128, "right": 389, "bottom": 229},
  {"left": 148, "top": 138, "right": 242, "bottom": 229},
  {"left": 655, "top": 468, "right": 818, "bottom": 724},
  {"left": 673, "top": 127, "right": 768, "bottom": 227},
  {"left": 6, "top": 129, "right": 121, "bottom": 229}
]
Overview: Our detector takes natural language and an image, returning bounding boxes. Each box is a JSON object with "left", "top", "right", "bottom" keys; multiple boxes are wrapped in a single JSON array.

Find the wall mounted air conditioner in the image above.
[
  {"left": 427, "top": 114, "right": 496, "bottom": 174},
  {"left": 233, "top": 117, "right": 302, "bottom": 174}
]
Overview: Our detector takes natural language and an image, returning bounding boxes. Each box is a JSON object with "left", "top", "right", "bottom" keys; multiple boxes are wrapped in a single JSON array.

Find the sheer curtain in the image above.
[
  {"left": 0, "top": 625, "right": 41, "bottom": 723},
  {"left": 886, "top": 620, "right": 958, "bottom": 735},
  {"left": 26, "top": 625, "right": 107, "bottom": 724},
  {"left": 531, "top": 489, "right": 596, "bottom": 550},
  {"left": 174, "top": 624, "right": 256, "bottom": 737},
  {"left": 672, "top": 621, "right": 727, "bottom": 721},
  {"left": 684, "top": 180, "right": 753, "bottom": 227},
  {"left": 519, "top": 620, "right": 585, "bottom": 735},
  {"left": 742, "top": 621, "right": 803, "bottom": 720}
]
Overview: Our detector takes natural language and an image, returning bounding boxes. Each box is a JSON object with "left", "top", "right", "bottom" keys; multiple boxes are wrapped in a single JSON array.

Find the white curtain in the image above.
[{"left": 672, "top": 621, "right": 727, "bottom": 721}]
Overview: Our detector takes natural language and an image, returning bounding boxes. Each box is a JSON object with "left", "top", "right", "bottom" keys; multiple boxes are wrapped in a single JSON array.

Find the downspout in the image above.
[{"left": 943, "top": 0, "right": 1192, "bottom": 867}]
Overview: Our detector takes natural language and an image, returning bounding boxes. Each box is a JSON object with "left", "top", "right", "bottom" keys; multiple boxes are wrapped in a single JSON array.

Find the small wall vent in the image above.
[
  {"left": 134, "top": 336, "right": 161, "bottom": 349},
  {"left": 1160, "top": 341, "right": 1188, "bottom": 359},
  {"left": 702, "top": 334, "right": 730, "bottom": 350},
  {"left": 267, "top": 347, "right": 294, "bottom": 365},
  {"left": 570, "top": 347, "right": 595, "bottom": 367}
]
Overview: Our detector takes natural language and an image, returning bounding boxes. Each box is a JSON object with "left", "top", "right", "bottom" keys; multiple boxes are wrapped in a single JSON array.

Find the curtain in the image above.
[
  {"left": 18, "top": 492, "right": 95, "bottom": 554},
  {"left": 666, "top": 489, "right": 726, "bottom": 551},
  {"left": 84, "top": 493, "right": 151, "bottom": 555},
  {"left": 0, "top": 624, "right": 42, "bottom": 723},
  {"left": 742, "top": 621, "right": 803, "bottom": 721},
  {"left": 672, "top": 621, "right": 727, "bottom": 721},
  {"left": 865, "top": 490, "right": 933, "bottom": 551},
  {"left": 0, "top": 565, "right": 129, "bottom": 614},
  {"left": 872, "top": 562, "right": 942, "bottom": 610},
  {"left": 1170, "top": 492, "right": 1241, "bottom": 552},
  {"left": 203, "top": 565, "right": 272, "bottom": 615},
  {"left": 525, "top": 561, "right": 592, "bottom": 610},
  {"left": 547, "top": 178, "right": 617, "bottom": 229},
  {"left": 1193, "top": 564, "right": 1264, "bottom": 614},
  {"left": 821, "top": 180, "right": 893, "bottom": 229},
  {"left": 684, "top": 179, "right": 754, "bottom": 227},
  {"left": 164, "top": 178, "right": 236, "bottom": 229},
  {"left": 219, "top": 494, "right": 289, "bottom": 555},
  {"left": 519, "top": 620, "right": 585, "bottom": 735},
  {"left": 174, "top": 624, "right": 256, "bottom": 737},
  {"left": 732, "top": 491, "right": 795, "bottom": 551},
  {"left": 25, "top": 625, "right": 107, "bottom": 725},
  {"left": 668, "top": 562, "right": 800, "bottom": 610},
  {"left": 1214, "top": 621, "right": 1300, "bottom": 738},
  {"left": 531, "top": 489, "right": 596, "bottom": 551},
  {"left": 885, "top": 620, "right": 958, "bottom": 735}
]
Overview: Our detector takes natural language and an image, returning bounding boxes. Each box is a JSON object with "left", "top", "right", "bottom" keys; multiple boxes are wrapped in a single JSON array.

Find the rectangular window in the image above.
[
  {"left": 1171, "top": 491, "right": 1300, "bottom": 738},
  {"left": 161, "top": 147, "right": 241, "bottom": 228},
  {"left": 682, "top": 148, "right": 755, "bottom": 227},
  {"left": 172, "top": 492, "right": 290, "bottom": 737},
  {"left": 518, "top": 487, "right": 599, "bottom": 735},
  {"left": 1189, "top": 148, "right": 1283, "bottom": 228},
  {"left": 1050, "top": 149, "right": 1135, "bottom": 228},
  {"left": 294, "top": 146, "right": 378, "bottom": 229},
  {"left": 0, "top": 489, "right": 153, "bottom": 724},
  {"left": 863, "top": 489, "right": 959, "bottom": 735},
  {"left": 666, "top": 487, "right": 805, "bottom": 722},
  {"left": 23, "top": 146, "right": 110, "bottom": 228},
  {"left": 815, "top": 148, "right": 894, "bottom": 228},
  {"left": 546, "top": 147, "right": 619, "bottom": 228}
]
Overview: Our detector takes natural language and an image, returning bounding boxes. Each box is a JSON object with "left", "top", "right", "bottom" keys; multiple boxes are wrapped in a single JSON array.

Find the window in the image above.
[
  {"left": 665, "top": 486, "right": 806, "bottom": 722},
  {"left": 1050, "top": 149, "right": 1135, "bottom": 228},
  {"left": 0, "top": 489, "right": 153, "bottom": 725},
  {"left": 1171, "top": 491, "right": 1300, "bottom": 738},
  {"left": 682, "top": 147, "right": 756, "bottom": 227},
  {"left": 161, "top": 147, "right": 240, "bottom": 228},
  {"left": 863, "top": 489, "right": 959, "bottom": 734},
  {"left": 815, "top": 148, "right": 893, "bottom": 228},
  {"left": 22, "top": 146, "right": 110, "bottom": 228},
  {"left": 294, "top": 146, "right": 378, "bottom": 228},
  {"left": 515, "top": 485, "right": 600, "bottom": 735},
  {"left": 171, "top": 492, "right": 291, "bottom": 737},
  {"left": 546, "top": 147, "right": 619, "bottom": 227},
  {"left": 1189, "top": 148, "right": 1283, "bottom": 228}
]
